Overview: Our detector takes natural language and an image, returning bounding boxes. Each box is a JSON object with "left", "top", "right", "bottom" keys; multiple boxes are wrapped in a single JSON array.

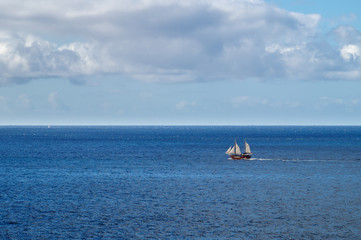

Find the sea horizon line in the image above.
[{"left": 0, "top": 124, "right": 360, "bottom": 127}]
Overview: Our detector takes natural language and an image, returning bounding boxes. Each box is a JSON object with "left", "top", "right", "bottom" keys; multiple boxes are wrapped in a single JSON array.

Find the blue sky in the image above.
[{"left": 1, "top": 0, "right": 361, "bottom": 125}]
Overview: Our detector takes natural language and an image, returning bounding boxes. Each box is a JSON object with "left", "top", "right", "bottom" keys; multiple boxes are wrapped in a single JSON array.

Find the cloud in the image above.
[
  {"left": 315, "top": 96, "right": 360, "bottom": 111},
  {"left": 0, "top": 33, "right": 88, "bottom": 85},
  {"left": 48, "top": 92, "right": 70, "bottom": 111},
  {"left": 15, "top": 94, "right": 32, "bottom": 109},
  {"left": 340, "top": 44, "right": 361, "bottom": 61},
  {"left": 0, "top": 0, "right": 361, "bottom": 85},
  {"left": 231, "top": 96, "right": 300, "bottom": 109},
  {"left": 176, "top": 100, "right": 196, "bottom": 110},
  {"left": 0, "top": 96, "right": 9, "bottom": 111}
]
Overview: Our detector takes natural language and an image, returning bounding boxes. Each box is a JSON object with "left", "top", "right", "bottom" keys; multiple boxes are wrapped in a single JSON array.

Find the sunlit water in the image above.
[{"left": 1, "top": 126, "right": 360, "bottom": 239}]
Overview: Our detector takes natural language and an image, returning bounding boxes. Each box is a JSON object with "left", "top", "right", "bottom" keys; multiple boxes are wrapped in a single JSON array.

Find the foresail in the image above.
[
  {"left": 225, "top": 146, "right": 232, "bottom": 155},
  {"left": 228, "top": 146, "right": 235, "bottom": 155}
]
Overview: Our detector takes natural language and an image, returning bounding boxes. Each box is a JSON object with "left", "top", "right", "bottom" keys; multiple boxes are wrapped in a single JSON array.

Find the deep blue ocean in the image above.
[{"left": 1, "top": 126, "right": 360, "bottom": 239}]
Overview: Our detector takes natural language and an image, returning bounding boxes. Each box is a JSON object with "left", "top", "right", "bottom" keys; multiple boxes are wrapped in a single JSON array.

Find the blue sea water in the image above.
[{"left": 0, "top": 126, "right": 360, "bottom": 239}]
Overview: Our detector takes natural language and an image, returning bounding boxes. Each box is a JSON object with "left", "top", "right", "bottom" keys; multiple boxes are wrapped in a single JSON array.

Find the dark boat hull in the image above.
[{"left": 230, "top": 154, "right": 252, "bottom": 160}]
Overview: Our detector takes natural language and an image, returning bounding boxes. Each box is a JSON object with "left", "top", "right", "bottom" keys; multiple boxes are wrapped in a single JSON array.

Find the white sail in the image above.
[
  {"left": 226, "top": 139, "right": 253, "bottom": 159},
  {"left": 225, "top": 146, "right": 232, "bottom": 155},
  {"left": 235, "top": 142, "right": 242, "bottom": 155},
  {"left": 228, "top": 146, "right": 235, "bottom": 155},
  {"left": 244, "top": 140, "right": 251, "bottom": 154}
]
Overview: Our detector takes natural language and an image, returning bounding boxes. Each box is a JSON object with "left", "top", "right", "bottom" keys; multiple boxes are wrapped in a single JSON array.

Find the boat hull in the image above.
[{"left": 230, "top": 154, "right": 252, "bottom": 160}]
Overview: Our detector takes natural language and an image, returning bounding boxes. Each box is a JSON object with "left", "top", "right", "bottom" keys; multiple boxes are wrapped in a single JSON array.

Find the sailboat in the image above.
[{"left": 225, "top": 139, "right": 252, "bottom": 160}]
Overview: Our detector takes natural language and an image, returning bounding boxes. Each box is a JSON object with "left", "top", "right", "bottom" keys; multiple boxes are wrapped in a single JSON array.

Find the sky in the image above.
[{"left": 1, "top": 0, "right": 361, "bottom": 125}]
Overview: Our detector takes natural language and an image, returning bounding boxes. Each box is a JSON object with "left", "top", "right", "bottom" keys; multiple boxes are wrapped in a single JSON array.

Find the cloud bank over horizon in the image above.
[{"left": 1, "top": 0, "right": 361, "bottom": 85}]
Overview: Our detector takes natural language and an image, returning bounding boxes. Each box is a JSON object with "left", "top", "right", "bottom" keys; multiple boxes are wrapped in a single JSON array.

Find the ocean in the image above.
[{"left": 0, "top": 126, "right": 360, "bottom": 239}]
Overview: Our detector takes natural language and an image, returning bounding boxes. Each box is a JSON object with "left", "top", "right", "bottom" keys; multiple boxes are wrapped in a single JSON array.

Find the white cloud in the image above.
[
  {"left": 340, "top": 44, "right": 361, "bottom": 61},
  {"left": 48, "top": 92, "right": 59, "bottom": 109},
  {"left": 0, "top": 33, "right": 87, "bottom": 85},
  {"left": 231, "top": 96, "right": 299, "bottom": 109},
  {"left": 0, "top": 0, "right": 361, "bottom": 84},
  {"left": 16, "top": 94, "right": 32, "bottom": 109},
  {"left": 176, "top": 100, "right": 196, "bottom": 110},
  {"left": 351, "top": 99, "right": 359, "bottom": 105},
  {"left": 0, "top": 96, "right": 9, "bottom": 111},
  {"left": 231, "top": 96, "right": 301, "bottom": 109},
  {"left": 316, "top": 96, "right": 360, "bottom": 110},
  {"left": 48, "top": 92, "right": 69, "bottom": 111}
]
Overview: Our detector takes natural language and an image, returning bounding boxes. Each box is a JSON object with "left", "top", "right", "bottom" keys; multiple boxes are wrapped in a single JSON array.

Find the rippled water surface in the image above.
[{"left": 1, "top": 126, "right": 361, "bottom": 239}]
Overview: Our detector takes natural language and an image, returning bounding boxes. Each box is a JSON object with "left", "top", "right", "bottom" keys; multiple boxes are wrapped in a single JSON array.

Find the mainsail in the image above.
[{"left": 234, "top": 142, "right": 242, "bottom": 155}]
